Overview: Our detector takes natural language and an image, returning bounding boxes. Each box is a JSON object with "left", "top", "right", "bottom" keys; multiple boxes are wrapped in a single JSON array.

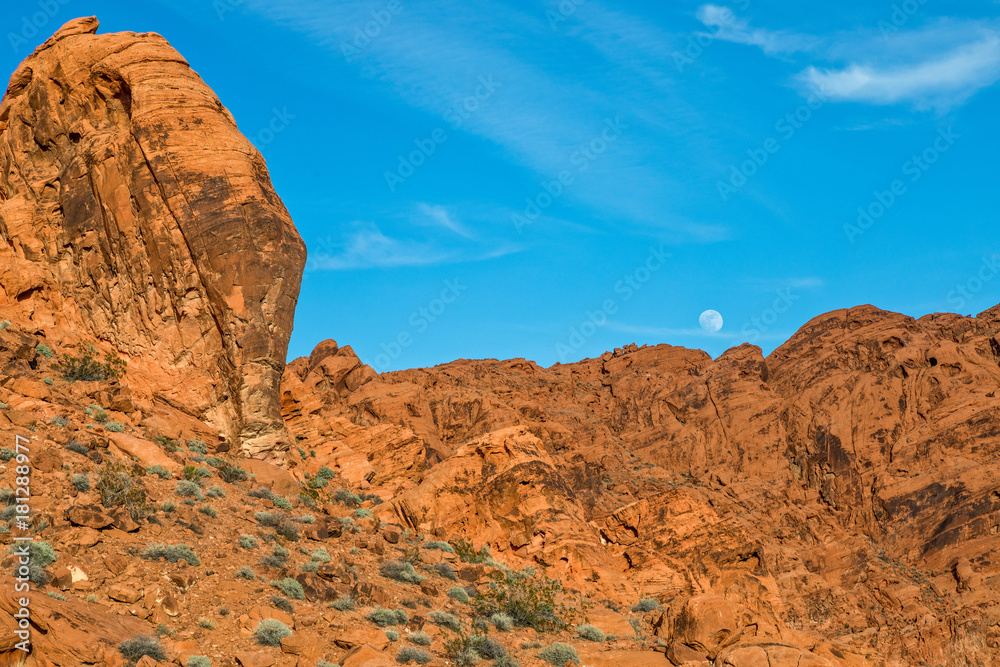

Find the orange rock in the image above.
[{"left": 235, "top": 652, "right": 277, "bottom": 667}]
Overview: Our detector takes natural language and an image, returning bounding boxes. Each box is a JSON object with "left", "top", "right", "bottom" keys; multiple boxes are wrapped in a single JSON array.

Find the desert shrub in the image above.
[
  {"left": 631, "top": 598, "right": 661, "bottom": 612},
  {"left": 538, "top": 642, "right": 579, "bottom": 665},
  {"left": 198, "top": 617, "right": 215, "bottom": 630},
  {"left": 236, "top": 566, "right": 256, "bottom": 580},
  {"left": 0, "top": 320, "right": 9, "bottom": 330},
  {"left": 254, "top": 511, "right": 280, "bottom": 527},
  {"left": 0, "top": 449, "right": 15, "bottom": 461},
  {"left": 147, "top": 465, "right": 171, "bottom": 479},
  {"left": 51, "top": 415, "right": 70, "bottom": 427},
  {"left": 434, "top": 562, "right": 457, "bottom": 581},
  {"left": 160, "top": 500, "right": 177, "bottom": 512},
  {"left": 272, "top": 577, "right": 304, "bottom": 600},
  {"left": 96, "top": 461, "right": 148, "bottom": 520},
  {"left": 58, "top": 343, "right": 126, "bottom": 381},
  {"left": 301, "top": 561, "right": 319, "bottom": 572},
  {"left": 64, "top": 439, "right": 89, "bottom": 455},
  {"left": 452, "top": 538, "right": 491, "bottom": 563},
  {"left": 367, "top": 607, "right": 409, "bottom": 627},
  {"left": 472, "top": 568, "right": 569, "bottom": 632},
  {"left": 254, "top": 619, "right": 292, "bottom": 646},
  {"left": 216, "top": 460, "right": 249, "bottom": 483},
  {"left": 8, "top": 541, "right": 57, "bottom": 584},
  {"left": 187, "top": 440, "right": 209, "bottom": 454},
  {"left": 385, "top": 629, "right": 400, "bottom": 641},
  {"left": 88, "top": 405, "right": 109, "bottom": 423},
  {"left": 271, "top": 595, "right": 295, "bottom": 613},
  {"left": 71, "top": 474, "right": 91, "bottom": 492},
  {"left": 198, "top": 505, "right": 217, "bottom": 518},
  {"left": 577, "top": 624, "right": 605, "bottom": 642},
  {"left": 175, "top": 480, "right": 204, "bottom": 501},
  {"left": 429, "top": 610, "right": 462, "bottom": 632},
  {"left": 493, "top": 657, "right": 520, "bottom": 667},
  {"left": 491, "top": 613, "right": 514, "bottom": 632},
  {"left": 354, "top": 507, "right": 373, "bottom": 519},
  {"left": 360, "top": 491, "right": 384, "bottom": 505},
  {"left": 105, "top": 421, "right": 125, "bottom": 432},
  {"left": 304, "top": 546, "right": 329, "bottom": 562},
  {"left": 187, "top": 657, "right": 212, "bottom": 667},
  {"left": 239, "top": 534, "right": 259, "bottom": 549},
  {"left": 296, "top": 513, "right": 315, "bottom": 524},
  {"left": 183, "top": 466, "right": 212, "bottom": 481},
  {"left": 409, "top": 630, "right": 432, "bottom": 645},
  {"left": 425, "top": 540, "right": 454, "bottom": 553},
  {"left": 381, "top": 560, "right": 425, "bottom": 585},
  {"left": 36, "top": 344, "right": 53, "bottom": 359},
  {"left": 205, "top": 485, "right": 225, "bottom": 498},
  {"left": 396, "top": 646, "right": 432, "bottom": 664},
  {"left": 259, "top": 546, "right": 288, "bottom": 569},
  {"left": 332, "top": 595, "right": 355, "bottom": 611},
  {"left": 43, "top": 377, "right": 54, "bottom": 386},
  {"left": 334, "top": 488, "right": 362, "bottom": 506},
  {"left": 469, "top": 635, "right": 506, "bottom": 659},
  {"left": 118, "top": 635, "right": 166, "bottom": 662},
  {"left": 141, "top": 543, "right": 200, "bottom": 566},
  {"left": 316, "top": 465, "right": 337, "bottom": 480},
  {"left": 156, "top": 436, "right": 180, "bottom": 452},
  {"left": 448, "top": 586, "right": 470, "bottom": 603}
]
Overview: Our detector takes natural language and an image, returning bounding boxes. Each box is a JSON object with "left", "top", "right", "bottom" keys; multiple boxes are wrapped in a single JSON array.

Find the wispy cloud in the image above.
[
  {"left": 695, "top": 5, "right": 1000, "bottom": 110},
  {"left": 801, "top": 36, "right": 1000, "bottom": 109},
  {"left": 308, "top": 222, "right": 447, "bottom": 270},
  {"left": 417, "top": 203, "right": 474, "bottom": 239},
  {"left": 696, "top": 4, "right": 816, "bottom": 55}
]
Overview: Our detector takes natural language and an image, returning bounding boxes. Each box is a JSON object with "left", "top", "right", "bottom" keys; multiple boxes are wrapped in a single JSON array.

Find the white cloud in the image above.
[
  {"left": 801, "top": 36, "right": 1000, "bottom": 109},
  {"left": 308, "top": 223, "right": 448, "bottom": 270},
  {"left": 417, "top": 203, "right": 474, "bottom": 239},
  {"left": 696, "top": 4, "right": 816, "bottom": 55}
]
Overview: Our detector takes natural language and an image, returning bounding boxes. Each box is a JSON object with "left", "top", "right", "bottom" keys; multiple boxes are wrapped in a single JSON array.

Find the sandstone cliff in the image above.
[{"left": 0, "top": 17, "right": 306, "bottom": 456}]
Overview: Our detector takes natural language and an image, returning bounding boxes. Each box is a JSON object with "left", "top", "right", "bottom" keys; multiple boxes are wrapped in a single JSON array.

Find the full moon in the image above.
[{"left": 699, "top": 309, "right": 723, "bottom": 333}]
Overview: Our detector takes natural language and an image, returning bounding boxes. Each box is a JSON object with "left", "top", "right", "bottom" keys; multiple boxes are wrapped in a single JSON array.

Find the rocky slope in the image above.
[
  {"left": 1, "top": 16, "right": 999, "bottom": 667},
  {"left": 0, "top": 17, "right": 306, "bottom": 456}
]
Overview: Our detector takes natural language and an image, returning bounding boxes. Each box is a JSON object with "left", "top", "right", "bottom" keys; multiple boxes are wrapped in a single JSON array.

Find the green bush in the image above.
[
  {"left": 380, "top": 560, "right": 425, "bottom": 585},
  {"left": 95, "top": 461, "right": 148, "bottom": 520},
  {"left": 183, "top": 466, "right": 212, "bottom": 481},
  {"left": 447, "top": 586, "right": 470, "bottom": 603},
  {"left": 71, "top": 474, "right": 91, "bottom": 492},
  {"left": 187, "top": 657, "right": 212, "bottom": 667},
  {"left": 118, "top": 635, "right": 166, "bottom": 662},
  {"left": 354, "top": 507, "right": 373, "bottom": 519},
  {"left": 255, "top": 511, "right": 280, "bottom": 526},
  {"left": 141, "top": 543, "right": 200, "bottom": 566},
  {"left": 491, "top": 613, "right": 514, "bottom": 631},
  {"left": 236, "top": 566, "right": 256, "bottom": 580},
  {"left": 57, "top": 343, "right": 126, "bottom": 381},
  {"left": 51, "top": 415, "right": 70, "bottom": 427},
  {"left": 239, "top": 535, "right": 259, "bottom": 549},
  {"left": 429, "top": 610, "right": 462, "bottom": 632},
  {"left": 425, "top": 541, "right": 454, "bottom": 553},
  {"left": 161, "top": 500, "right": 177, "bottom": 512},
  {"left": 434, "top": 562, "right": 457, "bottom": 581},
  {"left": 105, "top": 421, "right": 125, "bottom": 432},
  {"left": 272, "top": 577, "right": 305, "bottom": 600},
  {"left": 577, "top": 624, "right": 605, "bottom": 642},
  {"left": 538, "top": 642, "right": 579, "bottom": 665},
  {"left": 271, "top": 595, "right": 294, "bottom": 614},
  {"left": 35, "top": 344, "right": 53, "bottom": 359},
  {"left": 469, "top": 635, "right": 506, "bottom": 659},
  {"left": 385, "top": 629, "right": 400, "bottom": 641},
  {"left": 254, "top": 619, "right": 292, "bottom": 646},
  {"left": 332, "top": 595, "right": 355, "bottom": 611},
  {"left": 316, "top": 465, "right": 337, "bottom": 480},
  {"left": 8, "top": 541, "right": 57, "bottom": 584},
  {"left": 301, "top": 561, "right": 319, "bottom": 572},
  {"left": 206, "top": 486, "right": 225, "bottom": 498},
  {"left": 216, "top": 460, "right": 249, "bottom": 483},
  {"left": 367, "top": 607, "right": 409, "bottom": 627},
  {"left": 452, "top": 538, "right": 491, "bottom": 563},
  {"left": 334, "top": 488, "right": 361, "bottom": 506},
  {"left": 147, "top": 465, "right": 171, "bottom": 479},
  {"left": 198, "top": 617, "right": 215, "bottom": 630},
  {"left": 64, "top": 440, "right": 89, "bottom": 455},
  {"left": 187, "top": 440, "right": 209, "bottom": 454},
  {"left": 296, "top": 513, "right": 315, "bottom": 524},
  {"left": 631, "top": 598, "right": 661, "bottom": 612},
  {"left": 408, "top": 630, "right": 432, "bottom": 646},
  {"left": 88, "top": 405, "right": 109, "bottom": 423},
  {"left": 310, "top": 547, "right": 331, "bottom": 563},
  {"left": 396, "top": 647, "right": 432, "bottom": 664},
  {"left": 198, "top": 505, "right": 217, "bottom": 518},
  {"left": 472, "top": 568, "right": 569, "bottom": 631},
  {"left": 0, "top": 449, "right": 14, "bottom": 462},
  {"left": 175, "top": 480, "right": 204, "bottom": 501}
]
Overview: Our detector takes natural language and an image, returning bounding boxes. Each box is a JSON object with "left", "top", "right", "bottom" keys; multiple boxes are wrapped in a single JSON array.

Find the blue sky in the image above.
[{"left": 4, "top": 1, "right": 1000, "bottom": 370}]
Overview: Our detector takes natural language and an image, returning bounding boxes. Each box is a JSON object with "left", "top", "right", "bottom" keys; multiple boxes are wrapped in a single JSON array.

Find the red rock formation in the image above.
[{"left": 0, "top": 17, "right": 305, "bottom": 455}]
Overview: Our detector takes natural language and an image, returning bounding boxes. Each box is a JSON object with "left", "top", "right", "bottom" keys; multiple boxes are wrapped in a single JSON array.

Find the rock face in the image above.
[
  {"left": 282, "top": 304, "right": 1000, "bottom": 666},
  {"left": 0, "top": 17, "right": 305, "bottom": 455}
]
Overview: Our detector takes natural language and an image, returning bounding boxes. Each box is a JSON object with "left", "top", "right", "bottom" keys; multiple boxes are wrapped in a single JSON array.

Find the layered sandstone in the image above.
[{"left": 0, "top": 17, "right": 305, "bottom": 455}]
